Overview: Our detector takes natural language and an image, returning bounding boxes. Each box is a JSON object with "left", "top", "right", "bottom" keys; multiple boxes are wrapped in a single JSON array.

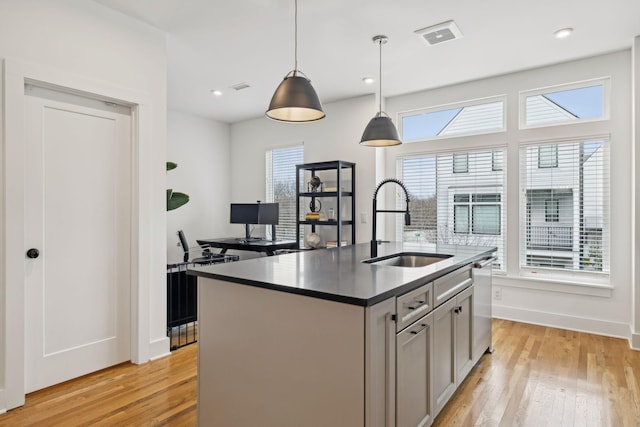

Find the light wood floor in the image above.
[
  {"left": 1, "top": 319, "right": 638, "bottom": 426},
  {"left": 434, "top": 319, "right": 640, "bottom": 427},
  {"left": 0, "top": 344, "right": 198, "bottom": 426}
]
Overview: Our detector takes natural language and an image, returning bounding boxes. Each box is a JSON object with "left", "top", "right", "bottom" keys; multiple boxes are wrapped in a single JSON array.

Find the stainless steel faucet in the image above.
[{"left": 371, "top": 178, "right": 411, "bottom": 257}]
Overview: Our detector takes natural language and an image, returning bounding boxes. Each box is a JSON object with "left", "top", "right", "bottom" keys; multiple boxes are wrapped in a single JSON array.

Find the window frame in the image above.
[
  {"left": 519, "top": 77, "right": 610, "bottom": 130},
  {"left": 519, "top": 137, "right": 610, "bottom": 279},
  {"left": 398, "top": 95, "right": 507, "bottom": 143}
]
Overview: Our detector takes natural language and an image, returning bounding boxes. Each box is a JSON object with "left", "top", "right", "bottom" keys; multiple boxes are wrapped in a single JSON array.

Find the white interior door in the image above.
[{"left": 23, "top": 85, "right": 132, "bottom": 393}]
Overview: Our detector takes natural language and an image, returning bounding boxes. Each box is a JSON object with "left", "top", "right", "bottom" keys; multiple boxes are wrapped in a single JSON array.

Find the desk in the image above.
[{"left": 197, "top": 238, "right": 297, "bottom": 257}]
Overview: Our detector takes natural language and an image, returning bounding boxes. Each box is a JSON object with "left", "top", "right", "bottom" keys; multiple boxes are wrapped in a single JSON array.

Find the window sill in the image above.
[{"left": 492, "top": 272, "right": 612, "bottom": 297}]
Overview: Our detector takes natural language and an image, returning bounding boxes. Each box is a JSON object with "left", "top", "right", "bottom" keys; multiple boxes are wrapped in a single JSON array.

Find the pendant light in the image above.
[
  {"left": 266, "top": 0, "right": 325, "bottom": 122},
  {"left": 360, "top": 35, "right": 401, "bottom": 146}
]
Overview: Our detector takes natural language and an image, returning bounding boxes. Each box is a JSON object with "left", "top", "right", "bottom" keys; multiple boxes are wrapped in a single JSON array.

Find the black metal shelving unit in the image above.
[{"left": 295, "top": 160, "right": 356, "bottom": 249}]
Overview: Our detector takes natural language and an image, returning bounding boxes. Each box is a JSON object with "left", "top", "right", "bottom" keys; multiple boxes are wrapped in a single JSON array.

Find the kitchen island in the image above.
[{"left": 189, "top": 242, "right": 496, "bottom": 427}]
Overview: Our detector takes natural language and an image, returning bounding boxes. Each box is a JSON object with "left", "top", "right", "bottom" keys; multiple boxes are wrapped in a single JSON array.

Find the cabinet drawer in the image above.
[
  {"left": 433, "top": 265, "right": 472, "bottom": 308},
  {"left": 396, "top": 282, "right": 433, "bottom": 332}
]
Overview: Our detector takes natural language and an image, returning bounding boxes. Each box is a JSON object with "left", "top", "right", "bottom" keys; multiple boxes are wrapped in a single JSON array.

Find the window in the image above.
[
  {"left": 520, "top": 78, "right": 608, "bottom": 128},
  {"left": 538, "top": 145, "right": 558, "bottom": 168},
  {"left": 397, "top": 148, "right": 506, "bottom": 270},
  {"left": 545, "top": 199, "right": 559, "bottom": 222},
  {"left": 266, "top": 145, "right": 303, "bottom": 240},
  {"left": 520, "top": 139, "right": 609, "bottom": 273},
  {"left": 454, "top": 194, "right": 501, "bottom": 235},
  {"left": 453, "top": 153, "right": 469, "bottom": 173},
  {"left": 492, "top": 150, "right": 503, "bottom": 171},
  {"left": 472, "top": 194, "right": 501, "bottom": 235},
  {"left": 399, "top": 97, "right": 505, "bottom": 142},
  {"left": 454, "top": 195, "right": 470, "bottom": 233}
]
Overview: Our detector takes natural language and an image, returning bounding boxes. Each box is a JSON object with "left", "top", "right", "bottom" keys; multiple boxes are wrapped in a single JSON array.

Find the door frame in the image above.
[{"left": 2, "top": 58, "right": 154, "bottom": 410}]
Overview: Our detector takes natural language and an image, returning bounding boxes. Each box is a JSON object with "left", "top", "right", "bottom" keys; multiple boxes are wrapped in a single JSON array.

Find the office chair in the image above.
[{"left": 177, "top": 230, "right": 223, "bottom": 265}]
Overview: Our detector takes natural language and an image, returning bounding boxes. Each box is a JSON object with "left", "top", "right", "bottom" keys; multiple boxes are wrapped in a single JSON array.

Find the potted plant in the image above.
[{"left": 166, "top": 161, "right": 189, "bottom": 211}]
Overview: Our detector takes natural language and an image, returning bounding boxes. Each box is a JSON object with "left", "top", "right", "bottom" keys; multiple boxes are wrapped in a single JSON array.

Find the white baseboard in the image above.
[
  {"left": 149, "top": 336, "right": 171, "bottom": 361},
  {"left": 0, "top": 388, "right": 6, "bottom": 414},
  {"left": 631, "top": 331, "right": 640, "bottom": 351},
  {"left": 493, "top": 304, "right": 631, "bottom": 342}
]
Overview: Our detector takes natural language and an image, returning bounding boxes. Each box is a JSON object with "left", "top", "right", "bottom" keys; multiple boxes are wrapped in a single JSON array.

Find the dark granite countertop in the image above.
[{"left": 188, "top": 242, "right": 496, "bottom": 307}]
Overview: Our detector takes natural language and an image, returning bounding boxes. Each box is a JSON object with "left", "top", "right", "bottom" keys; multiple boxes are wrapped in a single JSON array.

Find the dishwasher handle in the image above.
[{"left": 473, "top": 256, "right": 497, "bottom": 269}]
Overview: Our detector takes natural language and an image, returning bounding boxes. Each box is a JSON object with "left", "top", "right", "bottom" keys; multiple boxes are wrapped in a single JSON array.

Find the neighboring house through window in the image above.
[
  {"left": 397, "top": 149, "right": 506, "bottom": 270},
  {"left": 397, "top": 77, "right": 610, "bottom": 284},
  {"left": 521, "top": 139, "right": 608, "bottom": 272}
]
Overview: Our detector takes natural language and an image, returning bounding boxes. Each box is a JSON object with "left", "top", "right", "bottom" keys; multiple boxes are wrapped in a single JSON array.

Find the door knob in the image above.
[{"left": 26, "top": 248, "right": 40, "bottom": 259}]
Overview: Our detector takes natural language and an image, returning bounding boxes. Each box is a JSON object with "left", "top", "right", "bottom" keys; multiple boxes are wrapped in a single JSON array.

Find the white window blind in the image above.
[
  {"left": 266, "top": 145, "right": 303, "bottom": 240},
  {"left": 520, "top": 139, "right": 609, "bottom": 273},
  {"left": 397, "top": 148, "right": 506, "bottom": 271}
]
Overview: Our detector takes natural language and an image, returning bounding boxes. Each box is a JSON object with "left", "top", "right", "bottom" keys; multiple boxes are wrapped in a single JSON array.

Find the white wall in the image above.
[
  {"left": 385, "top": 51, "right": 634, "bottom": 342},
  {"left": 0, "top": 0, "right": 167, "bottom": 410},
  {"left": 230, "top": 95, "right": 379, "bottom": 247},
  {"left": 167, "top": 110, "right": 232, "bottom": 264}
]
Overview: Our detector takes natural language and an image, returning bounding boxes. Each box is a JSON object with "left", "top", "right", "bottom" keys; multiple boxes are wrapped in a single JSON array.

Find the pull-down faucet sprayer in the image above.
[{"left": 371, "top": 178, "right": 410, "bottom": 258}]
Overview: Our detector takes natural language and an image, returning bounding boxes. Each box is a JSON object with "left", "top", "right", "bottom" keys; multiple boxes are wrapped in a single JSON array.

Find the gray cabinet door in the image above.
[
  {"left": 365, "top": 298, "right": 396, "bottom": 427},
  {"left": 433, "top": 298, "right": 456, "bottom": 416},
  {"left": 455, "top": 286, "right": 474, "bottom": 384},
  {"left": 396, "top": 313, "right": 434, "bottom": 427}
]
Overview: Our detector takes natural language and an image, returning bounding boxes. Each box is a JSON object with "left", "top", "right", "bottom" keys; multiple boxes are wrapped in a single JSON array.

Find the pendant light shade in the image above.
[
  {"left": 360, "top": 112, "right": 401, "bottom": 146},
  {"left": 360, "top": 35, "right": 401, "bottom": 146},
  {"left": 266, "top": 0, "right": 325, "bottom": 122},
  {"left": 266, "top": 71, "right": 325, "bottom": 122}
]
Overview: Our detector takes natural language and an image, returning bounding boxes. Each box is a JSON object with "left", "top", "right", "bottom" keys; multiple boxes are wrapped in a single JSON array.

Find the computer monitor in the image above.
[
  {"left": 230, "top": 203, "right": 260, "bottom": 225},
  {"left": 257, "top": 203, "right": 279, "bottom": 225},
  {"left": 230, "top": 203, "right": 279, "bottom": 239}
]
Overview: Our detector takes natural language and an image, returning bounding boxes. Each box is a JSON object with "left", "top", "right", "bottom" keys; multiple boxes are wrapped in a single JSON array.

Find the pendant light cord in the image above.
[
  {"left": 378, "top": 38, "right": 382, "bottom": 114},
  {"left": 294, "top": 0, "right": 298, "bottom": 73}
]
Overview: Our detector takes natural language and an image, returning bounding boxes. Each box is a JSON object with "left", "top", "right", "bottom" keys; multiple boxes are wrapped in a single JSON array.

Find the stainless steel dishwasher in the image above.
[{"left": 472, "top": 256, "right": 496, "bottom": 362}]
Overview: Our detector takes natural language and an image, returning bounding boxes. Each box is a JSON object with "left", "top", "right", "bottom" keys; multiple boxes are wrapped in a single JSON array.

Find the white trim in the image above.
[
  {"left": 631, "top": 332, "right": 640, "bottom": 351},
  {"left": 0, "top": 389, "right": 6, "bottom": 414},
  {"left": 149, "top": 337, "right": 171, "bottom": 361},
  {"left": 493, "top": 304, "right": 629, "bottom": 340},
  {"left": 518, "top": 77, "right": 611, "bottom": 129},
  {"left": 493, "top": 274, "right": 612, "bottom": 297},
  {"left": 2, "top": 58, "right": 155, "bottom": 410}
]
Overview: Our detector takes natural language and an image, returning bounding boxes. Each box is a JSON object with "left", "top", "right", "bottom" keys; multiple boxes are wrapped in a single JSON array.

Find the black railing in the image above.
[{"left": 527, "top": 226, "right": 573, "bottom": 250}]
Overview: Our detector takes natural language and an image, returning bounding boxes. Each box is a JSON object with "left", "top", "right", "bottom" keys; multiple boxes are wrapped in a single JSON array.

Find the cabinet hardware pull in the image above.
[
  {"left": 473, "top": 256, "right": 497, "bottom": 269},
  {"left": 407, "top": 300, "right": 425, "bottom": 310},
  {"left": 410, "top": 323, "right": 429, "bottom": 335},
  {"left": 454, "top": 306, "right": 463, "bottom": 314}
]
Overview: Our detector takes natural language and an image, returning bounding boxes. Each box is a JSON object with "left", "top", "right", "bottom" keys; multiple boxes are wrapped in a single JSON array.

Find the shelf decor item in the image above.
[
  {"left": 308, "top": 175, "right": 322, "bottom": 192},
  {"left": 305, "top": 232, "right": 322, "bottom": 248}
]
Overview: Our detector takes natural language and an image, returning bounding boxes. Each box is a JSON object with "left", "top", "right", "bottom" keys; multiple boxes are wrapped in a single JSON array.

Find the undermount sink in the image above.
[{"left": 363, "top": 252, "right": 453, "bottom": 268}]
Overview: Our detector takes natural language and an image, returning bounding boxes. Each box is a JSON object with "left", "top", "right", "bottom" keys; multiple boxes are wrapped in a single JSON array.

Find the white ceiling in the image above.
[{"left": 95, "top": 0, "right": 640, "bottom": 124}]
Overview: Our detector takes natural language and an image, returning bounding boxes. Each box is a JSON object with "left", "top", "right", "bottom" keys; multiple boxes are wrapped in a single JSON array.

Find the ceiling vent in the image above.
[
  {"left": 230, "top": 82, "right": 251, "bottom": 91},
  {"left": 415, "top": 20, "right": 463, "bottom": 46}
]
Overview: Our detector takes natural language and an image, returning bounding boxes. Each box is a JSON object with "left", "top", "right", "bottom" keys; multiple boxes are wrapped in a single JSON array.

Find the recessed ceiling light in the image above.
[
  {"left": 210, "top": 89, "right": 223, "bottom": 97},
  {"left": 554, "top": 28, "right": 573, "bottom": 39},
  {"left": 362, "top": 77, "right": 375, "bottom": 85}
]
